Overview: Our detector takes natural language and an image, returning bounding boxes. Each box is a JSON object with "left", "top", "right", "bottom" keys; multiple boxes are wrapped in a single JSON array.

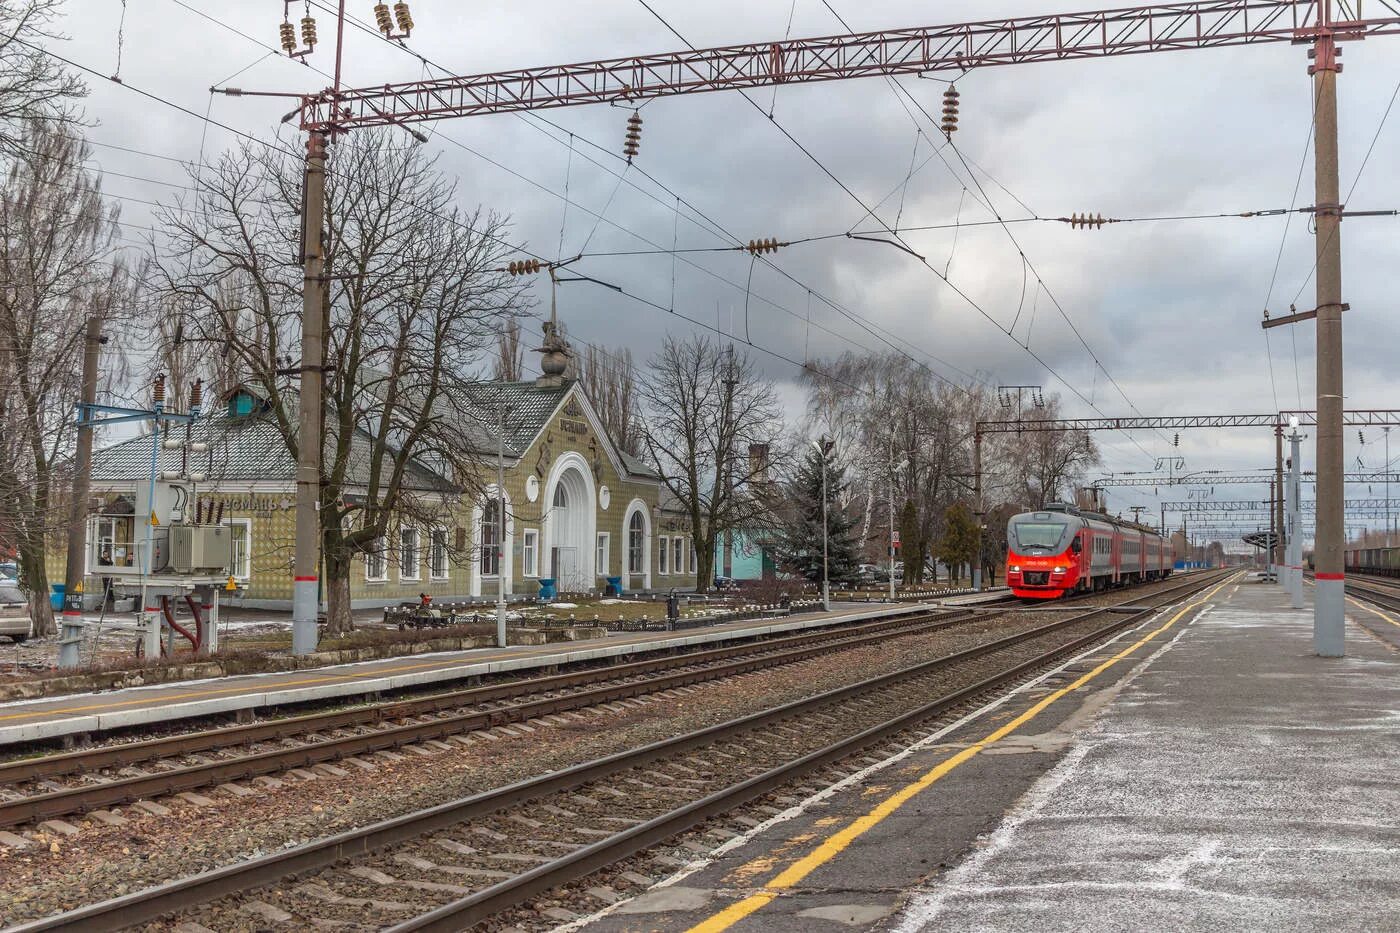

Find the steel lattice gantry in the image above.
[
  {"left": 1161, "top": 499, "right": 1398, "bottom": 511},
  {"left": 296, "top": 1, "right": 1400, "bottom": 128},
  {"left": 1091, "top": 472, "right": 1400, "bottom": 487},
  {"left": 976, "top": 410, "right": 1400, "bottom": 435}
]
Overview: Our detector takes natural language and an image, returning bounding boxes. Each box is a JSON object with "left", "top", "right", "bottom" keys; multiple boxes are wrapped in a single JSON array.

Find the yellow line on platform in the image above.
[
  {"left": 686, "top": 576, "right": 1233, "bottom": 933},
  {"left": 1345, "top": 596, "right": 1400, "bottom": 629}
]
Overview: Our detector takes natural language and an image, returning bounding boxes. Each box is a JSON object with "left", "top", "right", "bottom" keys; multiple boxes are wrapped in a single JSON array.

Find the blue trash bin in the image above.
[
  {"left": 50, "top": 583, "right": 65, "bottom": 611},
  {"left": 538, "top": 577, "right": 557, "bottom": 601},
  {"left": 605, "top": 576, "right": 623, "bottom": 597}
]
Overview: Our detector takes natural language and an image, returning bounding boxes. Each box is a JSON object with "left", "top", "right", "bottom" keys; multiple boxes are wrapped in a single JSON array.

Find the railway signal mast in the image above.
[{"left": 263, "top": 0, "right": 1399, "bottom": 654}]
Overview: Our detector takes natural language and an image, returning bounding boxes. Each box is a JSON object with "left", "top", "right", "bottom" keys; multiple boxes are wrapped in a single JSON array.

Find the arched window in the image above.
[
  {"left": 553, "top": 484, "right": 567, "bottom": 509},
  {"left": 480, "top": 496, "right": 503, "bottom": 576},
  {"left": 628, "top": 511, "right": 644, "bottom": 574}
]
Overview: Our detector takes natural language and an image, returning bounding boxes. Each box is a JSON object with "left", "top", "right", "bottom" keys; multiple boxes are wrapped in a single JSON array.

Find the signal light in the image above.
[
  {"left": 1068, "top": 212, "right": 1107, "bottom": 230},
  {"left": 745, "top": 238, "right": 782, "bottom": 255},
  {"left": 300, "top": 14, "right": 317, "bottom": 49},
  {"left": 623, "top": 111, "right": 643, "bottom": 162},
  {"left": 394, "top": 2, "right": 413, "bottom": 32},
  {"left": 941, "top": 86, "right": 960, "bottom": 136},
  {"left": 279, "top": 20, "right": 297, "bottom": 53},
  {"left": 507, "top": 258, "right": 543, "bottom": 276},
  {"left": 374, "top": 2, "right": 393, "bottom": 34}
]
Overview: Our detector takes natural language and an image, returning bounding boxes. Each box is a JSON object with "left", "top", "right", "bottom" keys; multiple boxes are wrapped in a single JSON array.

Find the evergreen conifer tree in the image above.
[{"left": 778, "top": 448, "right": 861, "bottom": 585}]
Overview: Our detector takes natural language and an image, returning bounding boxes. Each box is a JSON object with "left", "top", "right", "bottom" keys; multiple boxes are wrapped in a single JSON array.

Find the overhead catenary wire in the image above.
[{"left": 300, "top": 0, "right": 994, "bottom": 397}]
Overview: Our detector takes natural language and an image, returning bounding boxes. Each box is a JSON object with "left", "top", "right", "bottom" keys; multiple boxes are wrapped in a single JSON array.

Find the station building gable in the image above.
[{"left": 59, "top": 378, "right": 700, "bottom": 609}]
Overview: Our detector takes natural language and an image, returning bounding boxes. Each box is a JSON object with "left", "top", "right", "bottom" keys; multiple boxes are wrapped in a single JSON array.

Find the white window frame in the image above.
[
  {"left": 223, "top": 517, "right": 253, "bottom": 581},
  {"left": 365, "top": 536, "right": 388, "bottom": 583},
  {"left": 480, "top": 496, "right": 503, "bottom": 578},
  {"left": 596, "top": 532, "right": 610, "bottom": 577},
  {"left": 428, "top": 527, "right": 450, "bottom": 581},
  {"left": 522, "top": 528, "right": 539, "bottom": 578},
  {"left": 691, "top": 542, "right": 698, "bottom": 574},
  {"left": 658, "top": 535, "right": 670, "bottom": 574},
  {"left": 399, "top": 526, "right": 420, "bottom": 581},
  {"left": 672, "top": 537, "right": 685, "bottom": 576}
]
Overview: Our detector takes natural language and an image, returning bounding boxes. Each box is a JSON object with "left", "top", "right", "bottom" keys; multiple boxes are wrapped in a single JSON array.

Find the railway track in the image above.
[
  {"left": 1343, "top": 574, "right": 1400, "bottom": 613},
  {"left": 10, "top": 571, "right": 1229, "bottom": 933},
  {"left": 0, "top": 602, "right": 1014, "bottom": 830}
]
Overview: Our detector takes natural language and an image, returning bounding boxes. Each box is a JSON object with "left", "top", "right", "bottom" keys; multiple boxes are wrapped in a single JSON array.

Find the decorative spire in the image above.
[{"left": 534, "top": 271, "right": 572, "bottom": 386}]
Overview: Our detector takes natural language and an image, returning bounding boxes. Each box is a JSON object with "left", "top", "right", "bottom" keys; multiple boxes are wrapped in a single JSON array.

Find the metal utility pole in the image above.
[
  {"left": 1386, "top": 427, "right": 1392, "bottom": 544},
  {"left": 496, "top": 391, "right": 508, "bottom": 648},
  {"left": 292, "top": 131, "right": 328, "bottom": 656},
  {"left": 59, "top": 317, "right": 103, "bottom": 668},
  {"left": 1274, "top": 423, "right": 1286, "bottom": 583},
  {"left": 972, "top": 432, "right": 984, "bottom": 592},
  {"left": 1288, "top": 416, "right": 1304, "bottom": 609},
  {"left": 1311, "top": 13, "right": 1345, "bottom": 657}
]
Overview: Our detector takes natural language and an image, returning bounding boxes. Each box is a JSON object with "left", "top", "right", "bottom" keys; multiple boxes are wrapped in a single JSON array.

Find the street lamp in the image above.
[
  {"left": 889, "top": 458, "right": 909, "bottom": 601},
  {"left": 811, "top": 435, "right": 833, "bottom": 611}
]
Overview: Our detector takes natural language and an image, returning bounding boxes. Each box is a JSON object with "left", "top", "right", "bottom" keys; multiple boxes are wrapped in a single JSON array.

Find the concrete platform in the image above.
[
  {"left": 0, "top": 601, "right": 937, "bottom": 747},
  {"left": 574, "top": 574, "right": 1400, "bottom": 932}
]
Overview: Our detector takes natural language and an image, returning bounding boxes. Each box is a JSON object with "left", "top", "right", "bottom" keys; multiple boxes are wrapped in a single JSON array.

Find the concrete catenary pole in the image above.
[
  {"left": 972, "top": 432, "right": 983, "bottom": 592},
  {"left": 1310, "top": 17, "right": 1345, "bottom": 657},
  {"left": 1289, "top": 418, "right": 1304, "bottom": 609},
  {"left": 292, "top": 131, "right": 328, "bottom": 656},
  {"left": 58, "top": 317, "right": 103, "bottom": 667},
  {"left": 1274, "top": 423, "right": 1286, "bottom": 584}
]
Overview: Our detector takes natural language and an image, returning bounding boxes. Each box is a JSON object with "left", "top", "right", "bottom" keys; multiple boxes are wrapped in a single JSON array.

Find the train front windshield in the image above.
[{"left": 1010, "top": 522, "right": 1068, "bottom": 552}]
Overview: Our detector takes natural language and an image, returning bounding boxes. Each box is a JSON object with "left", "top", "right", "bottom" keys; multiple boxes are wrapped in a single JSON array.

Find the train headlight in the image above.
[
  {"left": 1053, "top": 566, "right": 1065, "bottom": 574},
  {"left": 1010, "top": 565, "right": 1021, "bottom": 573}
]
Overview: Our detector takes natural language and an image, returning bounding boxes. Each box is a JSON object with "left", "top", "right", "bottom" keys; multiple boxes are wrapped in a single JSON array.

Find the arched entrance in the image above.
[{"left": 543, "top": 453, "right": 595, "bottom": 592}]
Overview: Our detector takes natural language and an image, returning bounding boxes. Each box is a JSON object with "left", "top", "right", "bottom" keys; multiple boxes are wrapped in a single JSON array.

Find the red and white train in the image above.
[{"left": 1006, "top": 503, "right": 1176, "bottom": 600}]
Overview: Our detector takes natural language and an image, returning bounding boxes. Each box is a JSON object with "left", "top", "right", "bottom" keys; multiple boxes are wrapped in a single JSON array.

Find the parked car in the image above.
[
  {"left": 0, "top": 582, "right": 31, "bottom": 643},
  {"left": 713, "top": 575, "right": 739, "bottom": 592}
]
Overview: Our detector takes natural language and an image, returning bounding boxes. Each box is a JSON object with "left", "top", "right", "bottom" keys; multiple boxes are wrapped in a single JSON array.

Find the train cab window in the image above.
[{"left": 1009, "top": 522, "right": 1067, "bottom": 550}]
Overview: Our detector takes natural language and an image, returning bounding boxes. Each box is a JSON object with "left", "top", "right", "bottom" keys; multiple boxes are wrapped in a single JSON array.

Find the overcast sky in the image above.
[{"left": 49, "top": 0, "right": 1400, "bottom": 548}]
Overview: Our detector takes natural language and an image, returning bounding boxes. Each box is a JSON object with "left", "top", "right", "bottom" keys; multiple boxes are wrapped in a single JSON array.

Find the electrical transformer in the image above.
[{"left": 169, "top": 525, "right": 232, "bottom": 574}]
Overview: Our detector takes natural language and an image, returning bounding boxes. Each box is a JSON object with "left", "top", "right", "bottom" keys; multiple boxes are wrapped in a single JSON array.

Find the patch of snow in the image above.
[{"left": 549, "top": 602, "right": 579, "bottom": 609}]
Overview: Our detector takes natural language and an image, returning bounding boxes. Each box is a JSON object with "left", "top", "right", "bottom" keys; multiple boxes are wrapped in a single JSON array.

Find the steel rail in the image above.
[
  {"left": 7, "top": 572, "right": 1228, "bottom": 933},
  {"left": 1, "top": 602, "right": 966, "bottom": 780},
  {"left": 0, "top": 605, "right": 993, "bottom": 828},
  {"left": 395, "top": 570, "right": 1231, "bottom": 932}
]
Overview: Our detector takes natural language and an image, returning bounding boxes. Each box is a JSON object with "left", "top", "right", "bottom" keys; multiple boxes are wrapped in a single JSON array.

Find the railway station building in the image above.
[{"left": 58, "top": 342, "right": 700, "bottom": 611}]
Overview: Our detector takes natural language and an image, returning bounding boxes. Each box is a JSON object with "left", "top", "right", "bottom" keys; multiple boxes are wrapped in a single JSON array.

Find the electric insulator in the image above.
[
  {"left": 301, "top": 15, "right": 317, "bottom": 48},
  {"left": 373, "top": 2, "right": 393, "bottom": 34},
  {"left": 1069, "top": 212, "right": 1107, "bottom": 230},
  {"left": 507, "top": 258, "right": 542, "bottom": 276},
  {"left": 393, "top": 1, "right": 413, "bottom": 32},
  {"left": 745, "top": 238, "right": 781, "bottom": 255},
  {"left": 279, "top": 20, "right": 297, "bottom": 53},
  {"left": 190, "top": 379, "right": 203, "bottom": 411},
  {"left": 941, "top": 86, "right": 960, "bottom": 136},
  {"left": 623, "top": 111, "right": 643, "bottom": 161},
  {"left": 153, "top": 373, "right": 166, "bottom": 405}
]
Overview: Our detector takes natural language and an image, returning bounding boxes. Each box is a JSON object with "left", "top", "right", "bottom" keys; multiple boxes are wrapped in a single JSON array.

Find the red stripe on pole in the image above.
[
  {"left": 61, "top": 610, "right": 82, "bottom": 617},
  {"left": 294, "top": 575, "right": 318, "bottom": 582},
  {"left": 1315, "top": 572, "right": 1345, "bottom": 580}
]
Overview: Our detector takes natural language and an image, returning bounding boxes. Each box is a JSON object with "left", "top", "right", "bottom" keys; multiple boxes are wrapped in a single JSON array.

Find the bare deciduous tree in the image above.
[
  {"left": 1005, "top": 395, "right": 1100, "bottom": 507},
  {"left": 492, "top": 318, "right": 523, "bottom": 382},
  {"left": 0, "top": 121, "right": 127, "bottom": 634},
  {"left": 0, "top": 0, "right": 85, "bottom": 155},
  {"left": 577, "top": 343, "right": 641, "bottom": 457},
  {"left": 154, "top": 130, "right": 528, "bottom": 633},
  {"left": 638, "top": 335, "right": 783, "bottom": 592}
]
